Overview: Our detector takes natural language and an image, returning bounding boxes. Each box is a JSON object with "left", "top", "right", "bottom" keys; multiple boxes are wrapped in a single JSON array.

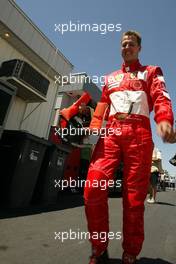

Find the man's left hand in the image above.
[{"left": 156, "top": 121, "right": 175, "bottom": 143}]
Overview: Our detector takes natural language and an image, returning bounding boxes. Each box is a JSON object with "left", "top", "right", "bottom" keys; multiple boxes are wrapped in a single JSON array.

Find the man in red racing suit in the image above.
[{"left": 84, "top": 31, "right": 174, "bottom": 264}]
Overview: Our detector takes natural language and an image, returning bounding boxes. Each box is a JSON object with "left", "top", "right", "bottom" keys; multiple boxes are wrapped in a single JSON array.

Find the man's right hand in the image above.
[
  {"left": 167, "top": 131, "right": 176, "bottom": 143},
  {"left": 156, "top": 121, "right": 175, "bottom": 143}
]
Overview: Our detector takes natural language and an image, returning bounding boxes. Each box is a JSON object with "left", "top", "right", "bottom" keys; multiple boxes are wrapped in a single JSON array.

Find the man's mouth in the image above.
[{"left": 125, "top": 51, "right": 132, "bottom": 56}]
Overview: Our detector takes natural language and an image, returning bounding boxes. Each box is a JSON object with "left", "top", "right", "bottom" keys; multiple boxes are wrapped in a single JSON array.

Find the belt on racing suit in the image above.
[{"left": 114, "top": 102, "right": 134, "bottom": 120}]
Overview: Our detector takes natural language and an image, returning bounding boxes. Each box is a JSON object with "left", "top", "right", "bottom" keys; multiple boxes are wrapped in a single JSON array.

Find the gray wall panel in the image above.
[{"left": 0, "top": 0, "right": 73, "bottom": 77}]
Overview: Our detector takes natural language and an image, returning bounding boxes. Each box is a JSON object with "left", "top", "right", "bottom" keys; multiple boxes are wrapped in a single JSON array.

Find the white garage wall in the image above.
[{"left": 0, "top": 38, "right": 59, "bottom": 139}]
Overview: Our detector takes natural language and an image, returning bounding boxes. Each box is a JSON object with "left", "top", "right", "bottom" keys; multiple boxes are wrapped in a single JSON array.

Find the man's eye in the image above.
[{"left": 122, "top": 43, "right": 135, "bottom": 48}]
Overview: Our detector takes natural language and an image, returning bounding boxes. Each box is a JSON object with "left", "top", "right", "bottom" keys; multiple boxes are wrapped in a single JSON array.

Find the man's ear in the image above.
[{"left": 138, "top": 45, "right": 141, "bottom": 52}]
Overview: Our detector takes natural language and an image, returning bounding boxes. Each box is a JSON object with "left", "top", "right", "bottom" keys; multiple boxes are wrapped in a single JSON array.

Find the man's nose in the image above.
[{"left": 125, "top": 43, "right": 130, "bottom": 48}]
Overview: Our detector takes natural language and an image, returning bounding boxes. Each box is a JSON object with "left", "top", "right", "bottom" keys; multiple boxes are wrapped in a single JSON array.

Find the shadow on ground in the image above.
[
  {"left": 0, "top": 190, "right": 84, "bottom": 219},
  {"left": 138, "top": 258, "right": 174, "bottom": 264},
  {"left": 109, "top": 257, "right": 174, "bottom": 263},
  {"left": 108, "top": 191, "right": 122, "bottom": 198},
  {"left": 0, "top": 189, "right": 122, "bottom": 219},
  {"left": 155, "top": 201, "right": 175, "bottom": 206}
]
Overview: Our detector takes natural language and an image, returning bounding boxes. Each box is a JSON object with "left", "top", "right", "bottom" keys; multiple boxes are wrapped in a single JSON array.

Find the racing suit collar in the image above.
[{"left": 122, "top": 59, "right": 141, "bottom": 72}]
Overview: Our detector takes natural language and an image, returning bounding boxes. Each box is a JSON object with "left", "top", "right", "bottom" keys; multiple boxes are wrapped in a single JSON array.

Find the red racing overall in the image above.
[{"left": 84, "top": 60, "right": 174, "bottom": 257}]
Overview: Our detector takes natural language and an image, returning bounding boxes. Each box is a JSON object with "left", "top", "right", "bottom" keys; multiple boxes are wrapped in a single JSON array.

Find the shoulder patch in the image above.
[{"left": 137, "top": 70, "right": 148, "bottom": 81}]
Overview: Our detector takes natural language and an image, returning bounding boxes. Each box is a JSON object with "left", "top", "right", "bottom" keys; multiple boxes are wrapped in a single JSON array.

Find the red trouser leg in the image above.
[
  {"left": 121, "top": 121, "right": 153, "bottom": 256},
  {"left": 84, "top": 134, "right": 121, "bottom": 256},
  {"left": 84, "top": 118, "right": 153, "bottom": 257}
]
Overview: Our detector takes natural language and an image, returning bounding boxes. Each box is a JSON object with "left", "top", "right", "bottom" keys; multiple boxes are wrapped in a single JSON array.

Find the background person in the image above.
[
  {"left": 147, "top": 166, "right": 159, "bottom": 204},
  {"left": 160, "top": 172, "right": 166, "bottom": 191},
  {"left": 169, "top": 177, "right": 176, "bottom": 190},
  {"left": 147, "top": 147, "right": 163, "bottom": 203}
]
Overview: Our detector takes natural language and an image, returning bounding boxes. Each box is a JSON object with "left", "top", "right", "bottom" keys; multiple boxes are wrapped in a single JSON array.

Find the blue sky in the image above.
[{"left": 16, "top": 0, "right": 176, "bottom": 175}]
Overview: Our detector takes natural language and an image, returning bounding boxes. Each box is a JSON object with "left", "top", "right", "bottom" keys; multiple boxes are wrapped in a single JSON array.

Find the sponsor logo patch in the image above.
[
  {"left": 115, "top": 73, "right": 124, "bottom": 82},
  {"left": 163, "top": 91, "right": 170, "bottom": 99},
  {"left": 157, "top": 75, "right": 165, "bottom": 82},
  {"left": 108, "top": 82, "right": 121, "bottom": 89},
  {"left": 132, "top": 80, "right": 142, "bottom": 90},
  {"left": 137, "top": 70, "right": 148, "bottom": 81},
  {"left": 130, "top": 72, "right": 138, "bottom": 79},
  {"left": 107, "top": 73, "right": 124, "bottom": 89}
]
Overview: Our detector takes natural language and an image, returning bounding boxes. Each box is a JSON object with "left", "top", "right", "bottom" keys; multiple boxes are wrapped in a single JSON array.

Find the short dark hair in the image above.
[{"left": 121, "top": 30, "right": 142, "bottom": 46}]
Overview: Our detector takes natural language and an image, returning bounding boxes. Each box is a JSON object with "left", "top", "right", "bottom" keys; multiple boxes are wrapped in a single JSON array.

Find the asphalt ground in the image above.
[{"left": 0, "top": 190, "right": 175, "bottom": 264}]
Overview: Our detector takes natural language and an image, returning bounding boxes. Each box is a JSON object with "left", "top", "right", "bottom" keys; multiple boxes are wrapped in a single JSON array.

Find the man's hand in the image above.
[
  {"left": 167, "top": 131, "right": 176, "bottom": 143},
  {"left": 156, "top": 121, "right": 175, "bottom": 143}
]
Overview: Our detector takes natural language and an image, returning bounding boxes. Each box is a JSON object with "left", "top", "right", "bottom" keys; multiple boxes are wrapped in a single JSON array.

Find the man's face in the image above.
[{"left": 121, "top": 35, "right": 141, "bottom": 64}]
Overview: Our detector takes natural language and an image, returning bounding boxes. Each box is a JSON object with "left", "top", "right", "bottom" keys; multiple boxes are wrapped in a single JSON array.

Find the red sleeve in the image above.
[
  {"left": 149, "top": 66, "right": 174, "bottom": 126},
  {"left": 100, "top": 84, "right": 111, "bottom": 104},
  {"left": 100, "top": 83, "right": 111, "bottom": 120}
]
